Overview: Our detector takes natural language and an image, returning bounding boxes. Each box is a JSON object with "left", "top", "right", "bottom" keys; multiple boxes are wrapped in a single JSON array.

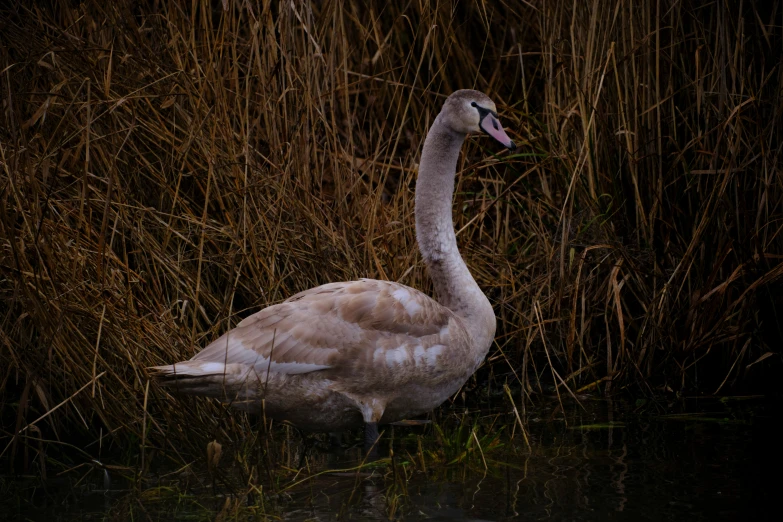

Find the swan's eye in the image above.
[{"left": 471, "top": 101, "right": 478, "bottom": 108}]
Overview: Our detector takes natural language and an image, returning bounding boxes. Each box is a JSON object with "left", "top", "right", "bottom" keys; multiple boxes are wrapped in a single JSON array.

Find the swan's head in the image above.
[{"left": 442, "top": 90, "right": 516, "bottom": 150}]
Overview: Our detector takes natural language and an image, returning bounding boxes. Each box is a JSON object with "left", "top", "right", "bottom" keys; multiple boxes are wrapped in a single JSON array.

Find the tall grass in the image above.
[{"left": 1, "top": 0, "right": 781, "bottom": 471}]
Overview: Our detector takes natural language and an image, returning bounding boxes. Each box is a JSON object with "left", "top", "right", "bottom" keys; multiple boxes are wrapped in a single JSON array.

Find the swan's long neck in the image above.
[{"left": 415, "top": 115, "right": 496, "bottom": 353}]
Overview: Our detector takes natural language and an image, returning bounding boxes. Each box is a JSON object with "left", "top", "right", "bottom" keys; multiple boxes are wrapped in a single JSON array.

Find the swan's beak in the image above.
[{"left": 479, "top": 113, "right": 516, "bottom": 150}]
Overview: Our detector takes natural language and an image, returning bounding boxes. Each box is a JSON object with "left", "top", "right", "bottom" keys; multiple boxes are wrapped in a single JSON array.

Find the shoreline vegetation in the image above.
[{"left": 1, "top": 0, "right": 781, "bottom": 514}]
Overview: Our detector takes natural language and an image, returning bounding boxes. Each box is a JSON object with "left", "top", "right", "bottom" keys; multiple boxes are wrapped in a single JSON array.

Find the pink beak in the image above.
[{"left": 480, "top": 113, "right": 516, "bottom": 150}]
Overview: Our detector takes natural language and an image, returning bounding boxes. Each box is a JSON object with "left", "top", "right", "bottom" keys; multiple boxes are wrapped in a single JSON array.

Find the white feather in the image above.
[
  {"left": 392, "top": 288, "right": 423, "bottom": 316},
  {"left": 197, "top": 362, "right": 225, "bottom": 374}
]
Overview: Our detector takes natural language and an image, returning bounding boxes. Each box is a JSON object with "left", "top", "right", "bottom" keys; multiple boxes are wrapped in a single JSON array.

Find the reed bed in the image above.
[{"left": 1, "top": 0, "right": 781, "bottom": 476}]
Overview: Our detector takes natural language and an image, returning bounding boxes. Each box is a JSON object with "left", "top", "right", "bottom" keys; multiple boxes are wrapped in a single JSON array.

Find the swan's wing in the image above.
[{"left": 186, "top": 279, "right": 458, "bottom": 377}]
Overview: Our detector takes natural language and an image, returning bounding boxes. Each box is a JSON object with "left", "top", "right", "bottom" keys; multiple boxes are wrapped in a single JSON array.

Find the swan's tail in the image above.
[{"left": 149, "top": 361, "right": 256, "bottom": 397}]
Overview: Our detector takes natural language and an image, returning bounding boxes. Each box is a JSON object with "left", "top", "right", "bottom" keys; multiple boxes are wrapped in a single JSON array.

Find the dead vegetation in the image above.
[{"left": 1, "top": 0, "right": 781, "bottom": 474}]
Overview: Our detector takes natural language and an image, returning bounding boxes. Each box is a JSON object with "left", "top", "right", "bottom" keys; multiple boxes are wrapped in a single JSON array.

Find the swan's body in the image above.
[{"left": 151, "top": 90, "right": 515, "bottom": 433}]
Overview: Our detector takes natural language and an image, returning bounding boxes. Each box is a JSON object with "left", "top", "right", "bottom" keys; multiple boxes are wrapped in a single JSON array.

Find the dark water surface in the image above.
[{"left": 3, "top": 396, "right": 779, "bottom": 520}]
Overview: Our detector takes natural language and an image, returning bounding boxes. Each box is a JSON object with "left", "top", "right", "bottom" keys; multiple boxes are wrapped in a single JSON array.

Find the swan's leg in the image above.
[
  {"left": 352, "top": 397, "right": 384, "bottom": 457},
  {"left": 364, "top": 422, "right": 380, "bottom": 457}
]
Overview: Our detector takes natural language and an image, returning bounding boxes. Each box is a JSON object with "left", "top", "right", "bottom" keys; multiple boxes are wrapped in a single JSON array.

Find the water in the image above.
[{"left": 2, "top": 396, "right": 778, "bottom": 520}]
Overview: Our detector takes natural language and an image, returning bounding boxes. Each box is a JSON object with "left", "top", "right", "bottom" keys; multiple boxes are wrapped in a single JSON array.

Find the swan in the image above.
[{"left": 151, "top": 90, "right": 515, "bottom": 448}]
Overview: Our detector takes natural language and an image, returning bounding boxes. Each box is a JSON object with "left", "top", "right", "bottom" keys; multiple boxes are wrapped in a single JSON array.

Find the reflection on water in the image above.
[
  {"left": 3, "top": 397, "right": 778, "bottom": 521},
  {"left": 276, "top": 397, "right": 777, "bottom": 521}
]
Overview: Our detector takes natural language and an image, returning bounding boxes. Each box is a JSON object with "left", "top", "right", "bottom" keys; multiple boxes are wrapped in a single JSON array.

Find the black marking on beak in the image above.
[
  {"left": 472, "top": 101, "right": 516, "bottom": 150},
  {"left": 471, "top": 101, "right": 498, "bottom": 121}
]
